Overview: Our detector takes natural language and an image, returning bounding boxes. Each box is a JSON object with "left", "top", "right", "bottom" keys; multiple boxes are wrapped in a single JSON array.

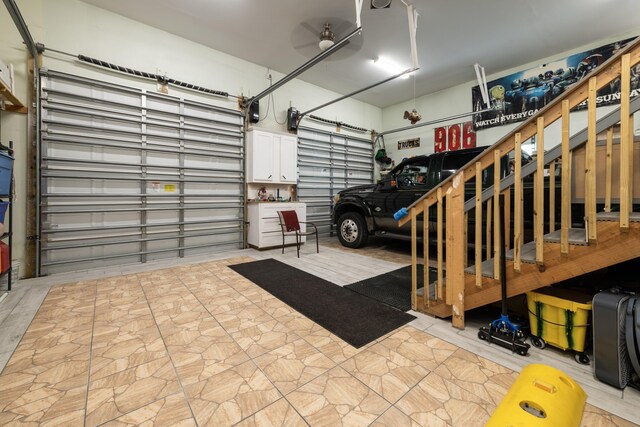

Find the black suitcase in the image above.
[
  {"left": 592, "top": 291, "right": 633, "bottom": 388},
  {"left": 626, "top": 296, "right": 640, "bottom": 386}
]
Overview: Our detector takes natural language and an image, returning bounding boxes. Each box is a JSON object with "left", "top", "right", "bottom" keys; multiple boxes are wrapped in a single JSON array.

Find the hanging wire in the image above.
[
  {"left": 258, "top": 72, "right": 272, "bottom": 121},
  {"left": 270, "top": 92, "right": 287, "bottom": 125},
  {"left": 256, "top": 69, "right": 287, "bottom": 125},
  {"left": 413, "top": 72, "right": 417, "bottom": 110}
]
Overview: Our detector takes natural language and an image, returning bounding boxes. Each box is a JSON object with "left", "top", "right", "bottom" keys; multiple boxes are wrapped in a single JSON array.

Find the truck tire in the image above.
[{"left": 337, "top": 212, "right": 369, "bottom": 248}]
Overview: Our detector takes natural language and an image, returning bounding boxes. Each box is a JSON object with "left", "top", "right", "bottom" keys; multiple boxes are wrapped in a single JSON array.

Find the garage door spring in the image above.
[
  {"left": 77, "top": 54, "right": 230, "bottom": 98},
  {"left": 308, "top": 114, "right": 369, "bottom": 133}
]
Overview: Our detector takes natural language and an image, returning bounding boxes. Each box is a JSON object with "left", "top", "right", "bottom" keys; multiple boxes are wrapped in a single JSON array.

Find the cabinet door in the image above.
[
  {"left": 279, "top": 136, "right": 298, "bottom": 184},
  {"left": 252, "top": 132, "right": 275, "bottom": 182}
]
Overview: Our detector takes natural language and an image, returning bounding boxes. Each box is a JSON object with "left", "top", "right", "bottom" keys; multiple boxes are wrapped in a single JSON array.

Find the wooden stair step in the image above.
[
  {"left": 543, "top": 228, "right": 588, "bottom": 246},
  {"left": 596, "top": 211, "right": 640, "bottom": 222},
  {"left": 505, "top": 241, "right": 537, "bottom": 264},
  {"left": 466, "top": 228, "right": 587, "bottom": 276},
  {"left": 464, "top": 259, "right": 495, "bottom": 277},
  {"left": 416, "top": 285, "right": 437, "bottom": 300}
]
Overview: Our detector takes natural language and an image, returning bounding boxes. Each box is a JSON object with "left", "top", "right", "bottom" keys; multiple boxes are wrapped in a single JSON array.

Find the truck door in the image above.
[{"left": 385, "top": 157, "right": 433, "bottom": 233}]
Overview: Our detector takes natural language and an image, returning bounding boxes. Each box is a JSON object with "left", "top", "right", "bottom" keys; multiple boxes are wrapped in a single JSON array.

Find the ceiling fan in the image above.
[{"left": 291, "top": 17, "right": 363, "bottom": 60}]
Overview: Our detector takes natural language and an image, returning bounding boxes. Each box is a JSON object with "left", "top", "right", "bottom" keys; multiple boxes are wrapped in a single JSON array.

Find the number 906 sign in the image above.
[{"left": 434, "top": 121, "right": 476, "bottom": 153}]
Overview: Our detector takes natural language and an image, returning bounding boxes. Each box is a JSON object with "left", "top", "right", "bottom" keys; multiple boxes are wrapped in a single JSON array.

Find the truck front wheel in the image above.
[{"left": 337, "top": 212, "right": 369, "bottom": 248}]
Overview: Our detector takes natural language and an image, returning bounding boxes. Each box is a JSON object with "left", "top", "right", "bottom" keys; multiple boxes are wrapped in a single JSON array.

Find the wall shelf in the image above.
[{"left": 0, "top": 79, "right": 26, "bottom": 114}]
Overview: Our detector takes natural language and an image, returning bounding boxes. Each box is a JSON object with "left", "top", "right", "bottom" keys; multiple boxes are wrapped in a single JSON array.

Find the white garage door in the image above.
[
  {"left": 39, "top": 70, "right": 244, "bottom": 275},
  {"left": 297, "top": 126, "right": 374, "bottom": 236}
]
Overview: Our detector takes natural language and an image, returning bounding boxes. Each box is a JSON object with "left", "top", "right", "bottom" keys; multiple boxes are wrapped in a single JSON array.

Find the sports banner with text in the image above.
[{"left": 472, "top": 37, "right": 638, "bottom": 130}]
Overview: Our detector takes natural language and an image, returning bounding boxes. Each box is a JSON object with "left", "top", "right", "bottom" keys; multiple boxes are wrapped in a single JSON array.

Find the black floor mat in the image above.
[
  {"left": 229, "top": 259, "right": 415, "bottom": 348},
  {"left": 345, "top": 264, "right": 438, "bottom": 312}
]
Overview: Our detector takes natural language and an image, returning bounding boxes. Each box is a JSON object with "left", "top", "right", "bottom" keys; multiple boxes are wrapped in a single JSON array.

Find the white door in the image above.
[
  {"left": 279, "top": 135, "right": 298, "bottom": 183},
  {"left": 252, "top": 132, "right": 275, "bottom": 181}
]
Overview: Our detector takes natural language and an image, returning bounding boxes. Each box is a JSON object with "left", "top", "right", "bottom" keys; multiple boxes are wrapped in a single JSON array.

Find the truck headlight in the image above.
[{"left": 334, "top": 194, "right": 340, "bottom": 203}]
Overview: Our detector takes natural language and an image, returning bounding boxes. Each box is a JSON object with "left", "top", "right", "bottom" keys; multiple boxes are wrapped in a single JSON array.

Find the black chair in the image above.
[{"left": 277, "top": 210, "right": 319, "bottom": 258}]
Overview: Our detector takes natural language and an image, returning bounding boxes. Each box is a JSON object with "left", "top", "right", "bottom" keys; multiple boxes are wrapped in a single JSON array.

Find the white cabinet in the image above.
[
  {"left": 247, "top": 128, "right": 297, "bottom": 184},
  {"left": 247, "top": 202, "right": 306, "bottom": 248}
]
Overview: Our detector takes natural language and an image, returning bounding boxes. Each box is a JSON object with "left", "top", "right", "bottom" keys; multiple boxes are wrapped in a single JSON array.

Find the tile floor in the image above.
[{"left": 0, "top": 254, "right": 637, "bottom": 426}]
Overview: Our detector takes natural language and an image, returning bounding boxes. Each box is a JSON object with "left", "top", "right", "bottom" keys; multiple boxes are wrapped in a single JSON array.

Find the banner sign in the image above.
[
  {"left": 398, "top": 137, "right": 420, "bottom": 150},
  {"left": 434, "top": 121, "right": 476, "bottom": 153},
  {"left": 472, "top": 37, "right": 637, "bottom": 130}
]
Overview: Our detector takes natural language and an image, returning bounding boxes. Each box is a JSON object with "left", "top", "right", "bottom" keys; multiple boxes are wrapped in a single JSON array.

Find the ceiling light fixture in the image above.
[
  {"left": 318, "top": 23, "right": 335, "bottom": 51},
  {"left": 373, "top": 56, "right": 411, "bottom": 79},
  {"left": 371, "top": 0, "right": 392, "bottom": 9}
]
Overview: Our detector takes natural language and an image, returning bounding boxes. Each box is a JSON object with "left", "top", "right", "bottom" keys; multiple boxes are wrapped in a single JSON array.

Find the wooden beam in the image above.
[
  {"left": 437, "top": 187, "right": 443, "bottom": 300},
  {"left": 464, "top": 212, "right": 468, "bottom": 268},
  {"left": 586, "top": 77, "right": 597, "bottom": 242},
  {"left": 536, "top": 117, "right": 545, "bottom": 268},
  {"left": 620, "top": 54, "right": 631, "bottom": 231},
  {"left": 629, "top": 113, "right": 635, "bottom": 215},
  {"left": 493, "top": 149, "right": 501, "bottom": 280},
  {"left": 561, "top": 100, "right": 571, "bottom": 255},
  {"left": 605, "top": 127, "right": 613, "bottom": 213},
  {"left": 475, "top": 161, "right": 482, "bottom": 286},
  {"left": 447, "top": 173, "right": 465, "bottom": 329},
  {"left": 0, "top": 80, "right": 25, "bottom": 110},
  {"left": 411, "top": 208, "right": 417, "bottom": 310},
  {"left": 486, "top": 197, "right": 492, "bottom": 260},
  {"left": 514, "top": 133, "right": 522, "bottom": 272},
  {"left": 423, "top": 198, "right": 430, "bottom": 306},
  {"left": 549, "top": 160, "right": 555, "bottom": 233}
]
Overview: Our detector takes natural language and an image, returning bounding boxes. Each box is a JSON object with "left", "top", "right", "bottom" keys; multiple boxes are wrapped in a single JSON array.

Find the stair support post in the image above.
[
  {"left": 486, "top": 197, "right": 492, "bottom": 260},
  {"left": 514, "top": 133, "right": 522, "bottom": 271},
  {"left": 423, "top": 198, "right": 430, "bottom": 306},
  {"left": 446, "top": 172, "right": 466, "bottom": 329},
  {"left": 549, "top": 161, "right": 555, "bottom": 233},
  {"left": 587, "top": 77, "right": 597, "bottom": 242},
  {"left": 411, "top": 208, "right": 417, "bottom": 310},
  {"left": 620, "top": 54, "right": 631, "bottom": 231},
  {"left": 493, "top": 149, "right": 501, "bottom": 280},
  {"left": 475, "top": 162, "right": 482, "bottom": 286},
  {"left": 604, "top": 127, "right": 613, "bottom": 213},
  {"left": 535, "top": 117, "right": 545, "bottom": 268},
  {"left": 437, "top": 187, "right": 444, "bottom": 300},
  {"left": 561, "top": 100, "right": 571, "bottom": 255}
]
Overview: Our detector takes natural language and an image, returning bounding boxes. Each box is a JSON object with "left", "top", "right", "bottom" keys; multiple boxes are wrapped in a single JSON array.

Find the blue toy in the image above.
[{"left": 393, "top": 207, "right": 408, "bottom": 221}]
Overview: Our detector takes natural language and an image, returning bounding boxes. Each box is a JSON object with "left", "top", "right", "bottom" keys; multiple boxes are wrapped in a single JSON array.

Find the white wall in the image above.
[
  {"left": 0, "top": 0, "right": 382, "bottom": 276},
  {"left": 381, "top": 30, "right": 640, "bottom": 167}
]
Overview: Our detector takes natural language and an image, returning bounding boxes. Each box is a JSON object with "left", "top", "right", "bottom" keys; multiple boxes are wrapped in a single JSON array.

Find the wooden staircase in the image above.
[{"left": 400, "top": 37, "right": 640, "bottom": 328}]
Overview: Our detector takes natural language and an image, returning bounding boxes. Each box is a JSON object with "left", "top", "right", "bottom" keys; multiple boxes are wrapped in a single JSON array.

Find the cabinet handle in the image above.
[
  {"left": 268, "top": 174, "right": 272, "bottom": 179},
  {"left": 282, "top": 175, "right": 286, "bottom": 180}
]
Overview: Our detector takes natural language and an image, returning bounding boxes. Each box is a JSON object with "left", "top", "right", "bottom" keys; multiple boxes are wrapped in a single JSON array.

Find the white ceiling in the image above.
[{"left": 80, "top": 0, "right": 640, "bottom": 109}]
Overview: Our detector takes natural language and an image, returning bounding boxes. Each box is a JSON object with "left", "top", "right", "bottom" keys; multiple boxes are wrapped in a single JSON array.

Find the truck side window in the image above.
[
  {"left": 395, "top": 160, "right": 429, "bottom": 189},
  {"left": 441, "top": 152, "right": 477, "bottom": 180}
]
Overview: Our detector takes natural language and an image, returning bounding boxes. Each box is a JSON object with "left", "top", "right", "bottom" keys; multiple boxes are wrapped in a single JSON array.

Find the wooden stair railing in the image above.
[{"left": 400, "top": 36, "right": 640, "bottom": 328}]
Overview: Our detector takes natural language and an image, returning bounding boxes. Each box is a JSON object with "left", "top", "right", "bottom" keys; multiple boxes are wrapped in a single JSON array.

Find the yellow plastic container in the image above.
[
  {"left": 487, "top": 364, "right": 587, "bottom": 427},
  {"left": 527, "top": 287, "right": 592, "bottom": 352}
]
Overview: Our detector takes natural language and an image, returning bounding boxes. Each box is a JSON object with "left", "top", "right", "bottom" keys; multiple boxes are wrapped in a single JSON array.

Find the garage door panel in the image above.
[
  {"left": 46, "top": 177, "right": 142, "bottom": 195},
  {"left": 45, "top": 84, "right": 142, "bottom": 109},
  {"left": 45, "top": 108, "right": 143, "bottom": 134},
  {"left": 297, "top": 127, "right": 373, "bottom": 237},
  {"left": 48, "top": 211, "right": 141, "bottom": 229},
  {"left": 40, "top": 70, "right": 244, "bottom": 275},
  {"left": 48, "top": 143, "right": 143, "bottom": 164}
]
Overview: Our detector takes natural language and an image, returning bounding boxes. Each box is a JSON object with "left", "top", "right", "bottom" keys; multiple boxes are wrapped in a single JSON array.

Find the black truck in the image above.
[{"left": 332, "top": 146, "right": 551, "bottom": 248}]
